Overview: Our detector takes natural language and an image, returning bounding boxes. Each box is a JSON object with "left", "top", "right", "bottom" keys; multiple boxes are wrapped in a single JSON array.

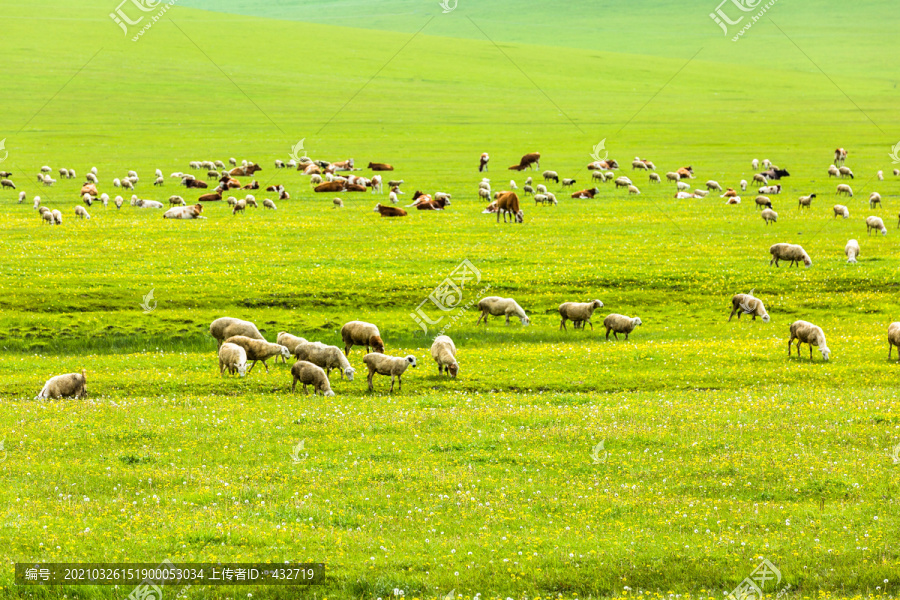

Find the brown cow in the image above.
[
  {"left": 266, "top": 185, "right": 283, "bottom": 192},
  {"left": 588, "top": 159, "right": 619, "bottom": 170},
  {"left": 368, "top": 162, "right": 394, "bottom": 171},
  {"left": 315, "top": 181, "right": 345, "bottom": 193},
  {"left": 495, "top": 191, "right": 524, "bottom": 223},
  {"left": 508, "top": 152, "right": 540, "bottom": 171},
  {"left": 345, "top": 183, "right": 367, "bottom": 192},
  {"left": 374, "top": 203, "right": 407, "bottom": 217},
  {"left": 332, "top": 159, "right": 354, "bottom": 171},
  {"left": 198, "top": 191, "right": 223, "bottom": 202},
  {"left": 416, "top": 198, "right": 450, "bottom": 210},
  {"left": 570, "top": 187, "right": 599, "bottom": 199},
  {"left": 479, "top": 152, "right": 490, "bottom": 172},
  {"left": 243, "top": 180, "right": 260, "bottom": 190},
  {"left": 834, "top": 148, "right": 848, "bottom": 165},
  {"left": 80, "top": 183, "right": 99, "bottom": 197},
  {"left": 185, "top": 179, "right": 208, "bottom": 189},
  {"left": 229, "top": 163, "right": 261, "bottom": 177},
  {"left": 677, "top": 166, "right": 694, "bottom": 179}
]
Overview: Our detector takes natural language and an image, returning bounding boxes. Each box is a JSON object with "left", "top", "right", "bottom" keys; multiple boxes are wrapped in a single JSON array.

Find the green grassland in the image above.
[{"left": 0, "top": 1, "right": 898, "bottom": 599}]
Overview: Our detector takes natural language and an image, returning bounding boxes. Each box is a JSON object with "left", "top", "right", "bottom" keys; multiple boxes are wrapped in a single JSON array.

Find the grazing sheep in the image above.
[
  {"left": 833, "top": 204, "right": 849, "bottom": 219},
  {"left": 536, "top": 184, "right": 548, "bottom": 195},
  {"left": 18, "top": 191, "right": 26, "bottom": 203},
  {"left": 542, "top": 170, "right": 559, "bottom": 183},
  {"left": 755, "top": 196, "right": 772, "bottom": 210},
  {"left": 838, "top": 166, "right": 854, "bottom": 179},
  {"left": 509, "top": 180, "right": 518, "bottom": 189},
  {"left": 233, "top": 199, "right": 246, "bottom": 215},
  {"left": 558, "top": 299, "right": 604, "bottom": 330},
  {"left": 845, "top": 239, "right": 860, "bottom": 263},
  {"left": 51, "top": 209, "right": 62, "bottom": 225},
  {"left": 665, "top": 172, "right": 680, "bottom": 182},
  {"left": 628, "top": 185, "right": 641, "bottom": 195},
  {"left": 222, "top": 335, "right": 290, "bottom": 373},
  {"left": 878, "top": 170, "right": 884, "bottom": 181},
  {"left": 827, "top": 165, "right": 839, "bottom": 177},
  {"left": 888, "top": 322, "right": 900, "bottom": 360},
  {"left": 295, "top": 341, "right": 356, "bottom": 380},
  {"left": 276, "top": 332, "right": 308, "bottom": 362},
  {"left": 0, "top": 178, "right": 15, "bottom": 189},
  {"left": 209, "top": 317, "right": 265, "bottom": 348},
  {"left": 836, "top": 184, "right": 853, "bottom": 197},
  {"left": 728, "top": 291, "right": 770, "bottom": 322},
  {"left": 798, "top": 194, "right": 816, "bottom": 209},
  {"left": 334, "top": 198, "right": 344, "bottom": 208},
  {"left": 74, "top": 205, "right": 90, "bottom": 220},
  {"left": 68, "top": 169, "right": 76, "bottom": 179},
  {"left": 341, "top": 321, "right": 385, "bottom": 356},
  {"left": 561, "top": 178, "right": 576, "bottom": 188},
  {"left": 100, "top": 193, "right": 109, "bottom": 207},
  {"left": 761, "top": 208, "right": 778, "bottom": 225},
  {"left": 895, "top": 169, "right": 899, "bottom": 176},
  {"left": 533, "top": 193, "right": 549, "bottom": 205},
  {"left": 649, "top": 173, "right": 661, "bottom": 183},
  {"left": 310, "top": 174, "right": 323, "bottom": 185},
  {"left": 603, "top": 314, "right": 642, "bottom": 341},
  {"left": 245, "top": 198, "right": 258, "bottom": 208},
  {"left": 478, "top": 187, "right": 492, "bottom": 201},
  {"left": 42, "top": 176, "right": 56, "bottom": 187},
  {"left": 788, "top": 320, "right": 830, "bottom": 361},
  {"left": 290, "top": 361, "right": 335, "bottom": 396},
  {"left": 676, "top": 181, "right": 691, "bottom": 191},
  {"left": 751, "top": 159, "right": 759, "bottom": 170},
  {"left": 762, "top": 159, "right": 772, "bottom": 169},
  {"left": 363, "top": 353, "right": 417, "bottom": 392},
  {"left": 866, "top": 215, "right": 887, "bottom": 236},
  {"left": 154, "top": 176, "right": 164, "bottom": 186},
  {"left": 769, "top": 243, "right": 811, "bottom": 267},
  {"left": 263, "top": 199, "right": 276, "bottom": 209},
  {"left": 430, "top": 335, "right": 458, "bottom": 378},
  {"left": 476, "top": 296, "right": 530, "bottom": 325},
  {"left": 85, "top": 173, "right": 98, "bottom": 184},
  {"left": 41, "top": 210, "right": 54, "bottom": 225},
  {"left": 706, "top": 180, "right": 722, "bottom": 191},
  {"left": 35, "top": 369, "right": 87, "bottom": 399},
  {"left": 169, "top": 195, "right": 185, "bottom": 206},
  {"left": 869, "top": 192, "right": 881, "bottom": 208},
  {"left": 752, "top": 173, "right": 768, "bottom": 185},
  {"left": 218, "top": 343, "right": 248, "bottom": 377},
  {"left": 740, "top": 179, "right": 747, "bottom": 191},
  {"left": 693, "top": 189, "right": 709, "bottom": 198},
  {"left": 615, "top": 176, "right": 633, "bottom": 188}
]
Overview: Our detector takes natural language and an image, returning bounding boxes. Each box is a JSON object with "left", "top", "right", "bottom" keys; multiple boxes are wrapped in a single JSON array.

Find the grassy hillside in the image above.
[{"left": 0, "top": 1, "right": 898, "bottom": 599}]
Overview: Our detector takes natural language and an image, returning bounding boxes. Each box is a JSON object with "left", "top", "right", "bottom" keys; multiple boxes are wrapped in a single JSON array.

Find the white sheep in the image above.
[
  {"left": 363, "top": 353, "right": 417, "bottom": 392},
  {"left": 751, "top": 159, "right": 759, "bottom": 170},
  {"left": 115, "top": 196, "right": 124, "bottom": 209},
  {"left": 869, "top": 192, "right": 881, "bottom": 208},
  {"left": 210, "top": 317, "right": 265, "bottom": 348},
  {"left": 877, "top": 170, "right": 884, "bottom": 181},
  {"left": 36, "top": 369, "right": 87, "bottom": 399},
  {"left": 290, "top": 361, "right": 335, "bottom": 396},
  {"left": 430, "top": 335, "right": 458, "bottom": 378},
  {"left": 762, "top": 159, "right": 772, "bottom": 169},
  {"left": 693, "top": 190, "right": 709, "bottom": 198},
  {"left": 509, "top": 180, "right": 518, "bottom": 189},
  {"left": 798, "top": 194, "right": 815, "bottom": 209},
  {"left": 845, "top": 239, "right": 860, "bottom": 263},
  {"left": 740, "top": 179, "right": 747, "bottom": 191},
  {"left": 86, "top": 173, "right": 98, "bottom": 184},
  {"left": 761, "top": 208, "right": 778, "bottom": 225},
  {"left": 833, "top": 204, "right": 849, "bottom": 219},
  {"left": 866, "top": 215, "right": 887, "bottom": 236},
  {"left": 676, "top": 181, "right": 690, "bottom": 191},
  {"left": 706, "top": 180, "right": 722, "bottom": 191},
  {"left": 32, "top": 196, "right": 41, "bottom": 209},
  {"left": 276, "top": 332, "right": 308, "bottom": 363},
  {"left": 154, "top": 176, "right": 164, "bottom": 186},
  {"left": 558, "top": 299, "right": 604, "bottom": 330},
  {"left": 628, "top": 184, "right": 641, "bottom": 195},
  {"left": 788, "top": 320, "right": 830, "bottom": 361},
  {"left": 475, "top": 296, "right": 530, "bottom": 325},
  {"left": 836, "top": 184, "right": 853, "bottom": 196},
  {"left": 310, "top": 174, "right": 323, "bottom": 185},
  {"left": 649, "top": 173, "right": 661, "bottom": 183},
  {"left": 334, "top": 198, "right": 344, "bottom": 208},
  {"left": 113, "top": 178, "right": 122, "bottom": 188},
  {"left": 769, "top": 243, "right": 811, "bottom": 267},
  {"left": 18, "top": 191, "right": 26, "bottom": 203},
  {"left": 74, "top": 205, "right": 90, "bottom": 220},
  {"left": 169, "top": 195, "right": 185, "bottom": 206},
  {"left": 295, "top": 341, "right": 356, "bottom": 380},
  {"left": 728, "top": 291, "right": 769, "bottom": 322},
  {"left": 218, "top": 343, "right": 248, "bottom": 377},
  {"left": 262, "top": 199, "right": 276, "bottom": 209},
  {"left": 222, "top": 335, "right": 290, "bottom": 373},
  {"left": 51, "top": 209, "right": 62, "bottom": 224},
  {"left": 100, "top": 193, "right": 109, "bottom": 207},
  {"left": 838, "top": 166, "right": 854, "bottom": 178},
  {"left": 603, "top": 314, "right": 642, "bottom": 341}
]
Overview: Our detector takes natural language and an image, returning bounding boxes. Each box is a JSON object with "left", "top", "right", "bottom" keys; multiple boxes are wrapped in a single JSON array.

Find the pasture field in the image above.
[{"left": 1, "top": 1, "right": 899, "bottom": 599}]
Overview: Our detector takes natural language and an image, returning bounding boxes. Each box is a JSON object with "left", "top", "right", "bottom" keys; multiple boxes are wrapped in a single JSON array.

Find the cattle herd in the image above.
[{"left": 12, "top": 145, "right": 900, "bottom": 398}]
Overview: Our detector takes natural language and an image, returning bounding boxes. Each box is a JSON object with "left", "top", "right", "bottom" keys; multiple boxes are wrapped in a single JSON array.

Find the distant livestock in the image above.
[{"left": 509, "top": 152, "right": 541, "bottom": 171}]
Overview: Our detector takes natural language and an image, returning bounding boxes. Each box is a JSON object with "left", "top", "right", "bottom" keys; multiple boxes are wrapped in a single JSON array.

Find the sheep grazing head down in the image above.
[
  {"left": 820, "top": 345, "right": 831, "bottom": 361},
  {"left": 279, "top": 346, "right": 291, "bottom": 360},
  {"left": 344, "top": 366, "right": 356, "bottom": 381},
  {"left": 237, "top": 362, "right": 248, "bottom": 378},
  {"left": 762, "top": 314, "right": 771, "bottom": 324}
]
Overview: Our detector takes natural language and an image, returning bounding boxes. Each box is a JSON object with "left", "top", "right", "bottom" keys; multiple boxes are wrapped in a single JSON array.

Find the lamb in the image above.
[
  {"left": 100, "top": 193, "right": 109, "bottom": 207},
  {"left": 788, "top": 320, "right": 830, "bottom": 361},
  {"left": 728, "top": 291, "right": 770, "bottom": 322},
  {"left": 836, "top": 184, "right": 853, "bottom": 197},
  {"left": 334, "top": 198, "right": 344, "bottom": 208},
  {"left": 263, "top": 199, "right": 276, "bottom": 209},
  {"left": 798, "top": 194, "right": 815, "bottom": 209},
  {"left": 362, "top": 353, "right": 417, "bottom": 392},
  {"left": 869, "top": 192, "right": 881, "bottom": 208},
  {"left": 558, "top": 299, "right": 604, "bottom": 330},
  {"left": 290, "top": 361, "right": 335, "bottom": 396},
  {"left": 603, "top": 314, "right": 642, "bottom": 341},
  {"left": 218, "top": 342, "right": 248, "bottom": 377},
  {"left": 85, "top": 172, "right": 98, "bottom": 184},
  {"left": 475, "top": 296, "right": 530, "bottom": 325},
  {"left": 430, "top": 335, "right": 458, "bottom": 378},
  {"left": 866, "top": 216, "right": 887, "bottom": 236},
  {"left": 509, "top": 180, "right": 518, "bottom": 189},
  {"left": 82, "top": 193, "right": 93, "bottom": 206},
  {"left": 833, "top": 204, "right": 849, "bottom": 219},
  {"left": 341, "top": 320, "right": 385, "bottom": 356},
  {"left": 888, "top": 322, "right": 900, "bottom": 360},
  {"left": 761, "top": 208, "right": 778, "bottom": 225},
  {"left": 222, "top": 335, "right": 291, "bottom": 373},
  {"left": 845, "top": 239, "right": 860, "bottom": 263},
  {"left": 536, "top": 183, "right": 548, "bottom": 195},
  {"left": 35, "top": 369, "right": 87, "bottom": 399},
  {"left": 245, "top": 198, "right": 258, "bottom": 208},
  {"left": 74, "top": 205, "right": 90, "bottom": 219},
  {"left": 209, "top": 317, "right": 265, "bottom": 348},
  {"left": 762, "top": 159, "right": 772, "bottom": 169},
  {"left": 706, "top": 180, "right": 722, "bottom": 191},
  {"left": 769, "top": 243, "right": 811, "bottom": 267},
  {"left": 294, "top": 341, "right": 356, "bottom": 380}
]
